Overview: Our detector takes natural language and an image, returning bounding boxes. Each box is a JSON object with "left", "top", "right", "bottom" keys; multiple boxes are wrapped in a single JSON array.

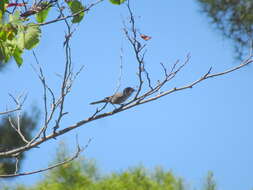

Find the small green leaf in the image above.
[
  {"left": 19, "top": 24, "right": 41, "bottom": 50},
  {"left": 0, "top": 42, "right": 7, "bottom": 62},
  {"left": 109, "top": 0, "right": 126, "bottom": 5},
  {"left": 67, "top": 0, "right": 85, "bottom": 23},
  {"left": 13, "top": 46, "right": 23, "bottom": 66},
  {"left": 9, "top": 11, "right": 21, "bottom": 24},
  {"left": 0, "top": 41, "right": 13, "bottom": 63},
  {"left": 0, "top": 0, "right": 8, "bottom": 14},
  {"left": 36, "top": 6, "right": 51, "bottom": 23},
  {"left": 0, "top": 26, "right": 7, "bottom": 40},
  {"left": 17, "top": 29, "right": 25, "bottom": 50},
  {"left": 5, "top": 24, "right": 18, "bottom": 40}
]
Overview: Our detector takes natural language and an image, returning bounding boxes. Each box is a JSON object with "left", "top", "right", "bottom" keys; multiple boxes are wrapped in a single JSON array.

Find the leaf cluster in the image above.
[
  {"left": 0, "top": 0, "right": 126, "bottom": 66},
  {"left": 0, "top": 11, "right": 41, "bottom": 66}
]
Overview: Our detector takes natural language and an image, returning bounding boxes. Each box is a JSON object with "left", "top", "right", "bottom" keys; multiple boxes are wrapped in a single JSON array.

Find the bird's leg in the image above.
[
  {"left": 110, "top": 102, "right": 117, "bottom": 109},
  {"left": 114, "top": 104, "right": 125, "bottom": 111}
]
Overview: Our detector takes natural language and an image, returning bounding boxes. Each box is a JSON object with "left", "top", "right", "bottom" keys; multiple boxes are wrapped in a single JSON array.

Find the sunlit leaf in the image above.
[
  {"left": 0, "top": 41, "right": 13, "bottom": 63},
  {"left": 17, "top": 28, "right": 25, "bottom": 50},
  {"left": 9, "top": 11, "right": 21, "bottom": 24},
  {"left": 19, "top": 24, "right": 41, "bottom": 50},
  {"left": 0, "top": 42, "right": 6, "bottom": 62},
  {"left": 36, "top": 4, "right": 51, "bottom": 23},
  {"left": 5, "top": 24, "right": 18, "bottom": 40},
  {"left": 67, "top": 0, "right": 85, "bottom": 23},
  {"left": 13, "top": 46, "right": 23, "bottom": 66},
  {"left": 109, "top": 0, "right": 126, "bottom": 5},
  {"left": 0, "top": 0, "right": 8, "bottom": 20},
  {"left": 0, "top": 0, "right": 8, "bottom": 13},
  {"left": 0, "top": 26, "right": 7, "bottom": 40}
]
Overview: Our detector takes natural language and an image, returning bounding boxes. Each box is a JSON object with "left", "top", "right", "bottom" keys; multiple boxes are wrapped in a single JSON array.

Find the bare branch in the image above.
[
  {"left": 1, "top": 54, "right": 252, "bottom": 161},
  {"left": 135, "top": 56, "right": 253, "bottom": 106},
  {"left": 114, "top": 47, "right": 124, "bottom": 94},
  {"left": 0, "top": 107, "right": 21, "bottom": 115},
  {"left": 32, "top": 51, "right": 49, "bottom": 138},
  {"left": 53, "top": 10, "right": 73, "bottom": 133},
  {"left": 8, "top": 115, "right": 29, "bottom": 144},
  {"left": 0, "top": 137, "right": 90, "bottom": 178},
  {"left": 14, "top": 156, "right": 20, "bottom": 174},
  {"left": 144, "top": 68, "right": 153, "bottom": 90},
  {"left": 0, "top": 93, "right": 27, "bottom": 116},
  {"left": 123, "top": 1, "right": 153, "bottom": 99}
]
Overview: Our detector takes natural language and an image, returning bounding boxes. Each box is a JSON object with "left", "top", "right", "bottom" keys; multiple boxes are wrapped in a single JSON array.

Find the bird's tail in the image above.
[{"left": 90, "top": 97, "right": 110, "bottom": 105}]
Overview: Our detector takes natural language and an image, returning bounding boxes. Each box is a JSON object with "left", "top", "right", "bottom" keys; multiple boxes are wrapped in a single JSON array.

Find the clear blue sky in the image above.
[{"left": 1, "top": 0, "right": 253, "bottom": 190}]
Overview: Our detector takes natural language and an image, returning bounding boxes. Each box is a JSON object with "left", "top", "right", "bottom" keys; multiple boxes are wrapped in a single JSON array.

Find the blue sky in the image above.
[{"left": 1, "top": 0, "right": 253, "bottom": 190}]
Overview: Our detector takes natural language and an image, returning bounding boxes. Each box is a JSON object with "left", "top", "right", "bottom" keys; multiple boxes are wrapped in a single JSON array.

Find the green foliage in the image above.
[
  {"left": 2, "top": 143, "right": 184, "bottom": 190},
  {"left": 97, "top": 166, "right": 183, "bottom": 190},
  {"left": 0, "top": 11, "right": 41, "bottom": 66},
  {"left": 109, "top": 0, "right": 126, "bottom": 5},
  {"left": 36, "top": 3, "right": 51, "bottom": 23},
  {"left": 197, "top": 0, "right": 253, "bottom": 59},
  {"left": 1, "top": 143, "right": 223, "bottom": 190},
  {"left": 203, "top": 171, "right": 217, "bottom": 190},
  {"left": 13, "top": 45, "right": 23, "bottom": 66},
  {"left": 0, "top": 0, "right": 9, "bottom": 20},
  {"left": 0, "top": 108, "right": 40, "bottom": 175},
  {"left": 0, "top": 0, "right": 126, "bottom": 67},
  {"left": 67, "top": 0, "right": 85, "bottom": 23},
  {"left": 18, "top": 24, "right": 41, "bottom": 50},
  {"left": 31, "top": 164, "right": 183, "bottom": 190}
]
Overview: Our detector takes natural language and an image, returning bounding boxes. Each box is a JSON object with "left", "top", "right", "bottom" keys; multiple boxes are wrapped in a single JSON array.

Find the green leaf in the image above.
[
  {"left": 19, "top": 24, "right": 41, "bottom": 50},
  {"left": 0, "top": 0, "right": 8, "bottom": 14},
  {"left": 67, "top": 0, "right": 85, "bottom": 23},
  {"left": 0, "top": 11, "right": 3, "bottom": 21},
  {"left": 36, "top": 6, "right": 51, "bottom": 23},
  {"left": 17, "top": 29, "right": 24, "bottom": 50},
  {"left": 0, "top": 40, "right": 13, "bottom": 63},
  {"left": 0, "top": 42, "right": 7, "bottom": 62},
  {"left": 5, "top": 24, "right": 18, "bottom": 40},
  {"left": 0, "top": 26, "right": 7, "bottom": 40},
  {"left": 109, "top": 0, "right": 126, "bottom": 5},
  {"left": 9, "top": 11, "right": 21, "bottom": 24},
  {"left": 13, "top": 46, "right": 23, "bottom": 66}
]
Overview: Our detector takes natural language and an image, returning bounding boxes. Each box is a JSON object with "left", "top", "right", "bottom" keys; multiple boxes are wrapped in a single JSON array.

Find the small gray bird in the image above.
[{"left": 90, "top": 87, "right": 135, "bottom": 105}]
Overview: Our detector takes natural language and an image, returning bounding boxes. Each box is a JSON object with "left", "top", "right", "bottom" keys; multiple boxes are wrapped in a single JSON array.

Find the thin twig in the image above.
[
  {"left": 114, "top": 47, "right": 124, "bottom": 94},
  {"left": 38, "top": 0, "right": 104, "bottom": 26},
  {"left": 8, "top": 115, "right": 29, "bottom": 144},
  {"left": 14, "top": 156, "right": 20, "bottom": 174}
]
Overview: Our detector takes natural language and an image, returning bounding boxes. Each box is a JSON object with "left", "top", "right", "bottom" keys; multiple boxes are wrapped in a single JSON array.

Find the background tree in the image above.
[
  {"left": 0, "top": 107, "right": 39, "bottom": 175},
  {"left": 0, "top": 63, "right": 7, "bottom": 71},
  {"left": 0, "top": 144, "right": 185, "bottom": 190},
  {"left": 203, "top": 171, "right": 217, "bottom": 190},
  {"left": 0, "top": 143, "right": 222, "bottom": 190},
  {"left": 197, "top": 0, "right": 253, "bottom": 59}
]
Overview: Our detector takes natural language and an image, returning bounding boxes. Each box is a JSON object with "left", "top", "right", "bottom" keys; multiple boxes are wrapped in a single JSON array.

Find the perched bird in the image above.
[{"left": 90, "top": 87, "right": 135, "bottom": 105}]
